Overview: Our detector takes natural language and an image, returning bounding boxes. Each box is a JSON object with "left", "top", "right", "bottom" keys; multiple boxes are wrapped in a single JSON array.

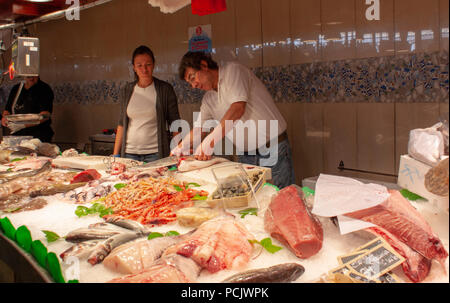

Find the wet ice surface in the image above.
[{"left": 2, "top": 188, "right": 449, "bottom": 283}]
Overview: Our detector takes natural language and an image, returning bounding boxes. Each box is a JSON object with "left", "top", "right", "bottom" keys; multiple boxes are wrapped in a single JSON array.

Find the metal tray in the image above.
[{"left": 6, "top": 114, "right": 43, "bottom": 125}]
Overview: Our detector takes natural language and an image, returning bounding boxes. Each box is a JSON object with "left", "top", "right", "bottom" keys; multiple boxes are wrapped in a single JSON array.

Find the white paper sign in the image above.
[
  {"left": 311, "top": 174, "right": 390, "bottom": 217},
  {"left": 337, "top": 215, "right": 376, "bottom": 235}
]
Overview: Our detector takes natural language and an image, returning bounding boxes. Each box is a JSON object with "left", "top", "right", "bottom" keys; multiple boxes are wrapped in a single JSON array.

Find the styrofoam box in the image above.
[{"left": 398, "top": 154, "right": 449, "bottom": 213}]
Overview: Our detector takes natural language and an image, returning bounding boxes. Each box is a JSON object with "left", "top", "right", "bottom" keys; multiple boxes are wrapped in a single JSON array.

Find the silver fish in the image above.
[
  {"left": 64, "top": 227, "right": 123, "bottom": 243},
  {"left": 104, "top": 217, "right": 151, "bottom": 235},
  {"left": 29, "top": 182, "right": 87, "bottom": 198},
  {"left": 0, "top": 160, "right": 51, "bottom": 183},
  {"left": 87, "top": 232, "right": 140, "bottom": 265},
  {"left": 222, "top": 263, "right": 305, "bottom": 283},
  {"left": 60, "top": 240, "right": 101, "bottom": 261}
]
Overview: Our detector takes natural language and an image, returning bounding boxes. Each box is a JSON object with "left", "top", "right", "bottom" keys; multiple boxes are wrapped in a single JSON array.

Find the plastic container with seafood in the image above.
[{"left": 205, "top": 164, "right": 266, "bottom": 209}]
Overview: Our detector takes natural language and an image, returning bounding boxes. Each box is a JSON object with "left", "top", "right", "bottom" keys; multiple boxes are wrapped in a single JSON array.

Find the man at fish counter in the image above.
[
  {"left": 171, "top": 51, "right": 295, "bottom": 189},
  {"left": 1, "top": 76, "right": 54, "bottom": 143}
]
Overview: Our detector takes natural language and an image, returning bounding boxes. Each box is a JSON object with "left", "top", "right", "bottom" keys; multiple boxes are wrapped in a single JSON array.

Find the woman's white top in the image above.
[{"left": 125, "top": 83, "right": 158, "bottom": 154}]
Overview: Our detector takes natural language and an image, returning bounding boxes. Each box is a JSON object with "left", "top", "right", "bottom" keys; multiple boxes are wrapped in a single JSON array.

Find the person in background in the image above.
[
  {"left": 1, "top": 76, "right": 54, "bottom": 143},
  {"left": 113, "top": 45, "right": 180, "bottom": 163},
  {"left": 171, "top": 51, "right": 295, "bottom": 189}
]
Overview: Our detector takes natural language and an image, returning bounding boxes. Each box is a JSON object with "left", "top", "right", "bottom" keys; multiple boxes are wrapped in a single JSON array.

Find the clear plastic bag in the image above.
[{"left": 408, "top": 123, "right": 445, "bottom": 167}]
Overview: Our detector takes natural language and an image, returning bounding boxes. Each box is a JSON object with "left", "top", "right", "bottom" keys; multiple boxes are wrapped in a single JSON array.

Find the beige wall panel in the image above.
[
  {"left": 290, "top": 0, "right": 322, "bottom": 64},
  {"left": 440, "top": 0, "right": 449, "bottom": 51},
  {"left": 323, "top": 103, "right": 357, "bottom": 176},
  {"left": 395, "top": 103, "right": 440, "bottom": 172},
  {"left": 277, "top": 103, "right": 325, "bottom": 185},
  {"left": 261, "top": 0, "right": 291, "bottom": 67},
  {"left": 355, "top": 0, "right": 395, "bottom": 58},
  {"left": 395, "top": 0, "right": 440, "bottom": 55},
  {"left": 178, "top": 103, "right": 202, "bottom": 127},
  {"left": 210, "top": 0, "right": 236, "bottom": 65},
  {"left": 440, "top": 102, "right": 449, "bottom": 117},
  {"left": 356, "top": 103, "right": 395, "bottom": 175},
  {"left": 321, "top": 0, "right": 357, "bottom": 61},
  {"left": 161, "top": 7, "right": 189, "bottom": 75},
  {"left": 235, "top": 0, "right": 262, "bottom": 68},
  {"left": 53, "top": 104, "right": 120, "bottom": 144}
]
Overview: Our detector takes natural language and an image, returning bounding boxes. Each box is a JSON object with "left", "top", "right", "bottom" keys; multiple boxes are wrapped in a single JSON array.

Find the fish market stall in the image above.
[{"left": 0, "top": 148, "right": 448, "bottom": 284}]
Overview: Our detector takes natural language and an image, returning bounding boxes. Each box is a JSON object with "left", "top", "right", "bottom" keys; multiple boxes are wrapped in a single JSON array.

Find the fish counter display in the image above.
[{"left": 0, "top": 149, "right": 448, "bottom": 284}]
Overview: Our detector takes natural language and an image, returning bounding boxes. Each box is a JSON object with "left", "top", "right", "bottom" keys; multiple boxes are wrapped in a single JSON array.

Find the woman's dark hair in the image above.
[
  {"left": 178, "top": 51, "right": 218, "bottom": 80},
  {"left": 132, "top": 45, "right": 155, "bottom": 65}
]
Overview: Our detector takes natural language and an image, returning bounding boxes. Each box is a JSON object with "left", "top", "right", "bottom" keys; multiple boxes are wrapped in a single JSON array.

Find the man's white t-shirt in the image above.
[
  {"left": 194, "top": 61, "right": 287, "bottom": 152},
  {"left": 125, "top": 83, "right": 158, "bottom": 154}
]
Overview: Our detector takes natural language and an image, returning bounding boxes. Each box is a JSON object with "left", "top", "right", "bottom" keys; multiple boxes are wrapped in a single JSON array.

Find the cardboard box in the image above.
[{"left": 397, "top": 155, "right": 448, "bottom": 212}]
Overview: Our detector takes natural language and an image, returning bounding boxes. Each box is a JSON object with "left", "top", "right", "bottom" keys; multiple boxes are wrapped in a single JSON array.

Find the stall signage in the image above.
[{"left": 188, "top": 24, "right": 212, "bottom": 53}]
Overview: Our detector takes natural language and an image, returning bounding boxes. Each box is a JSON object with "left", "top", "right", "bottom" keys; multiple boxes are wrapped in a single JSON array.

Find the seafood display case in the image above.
[{"left": 0, "top": 148, "right": 448, "bottom": 284}]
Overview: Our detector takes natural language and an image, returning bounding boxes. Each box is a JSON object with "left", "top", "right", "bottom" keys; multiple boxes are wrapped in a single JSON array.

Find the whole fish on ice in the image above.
[{"left": 222, "top": 263, "right": 305, "bottom": 283}]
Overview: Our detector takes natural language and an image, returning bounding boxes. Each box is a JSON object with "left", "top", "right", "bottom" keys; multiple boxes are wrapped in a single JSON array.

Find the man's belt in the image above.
[{"left": 257, "top": 131, "right": 288, "bottom": 153}]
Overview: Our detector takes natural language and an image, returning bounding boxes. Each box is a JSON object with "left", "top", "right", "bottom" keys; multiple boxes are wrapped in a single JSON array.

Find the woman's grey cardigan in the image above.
[{"left": 118, "top": 77, "right": 180, "bottom": 159}]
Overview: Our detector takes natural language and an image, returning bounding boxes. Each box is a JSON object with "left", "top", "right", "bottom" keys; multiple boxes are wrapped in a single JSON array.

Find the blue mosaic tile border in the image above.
[
  {"left": 0, "top": 50, "right": 447, "bottom": 107},
  {"left": 167, "top": 50, "right": 449, "bottom": 104}
]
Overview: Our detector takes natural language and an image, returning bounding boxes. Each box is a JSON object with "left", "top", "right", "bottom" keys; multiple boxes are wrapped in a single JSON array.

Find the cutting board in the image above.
[{"left": 52, "top": 156, "right": 142, "bottom": 170}]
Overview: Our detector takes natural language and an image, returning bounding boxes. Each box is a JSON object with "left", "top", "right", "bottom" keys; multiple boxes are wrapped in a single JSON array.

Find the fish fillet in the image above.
[
  {"left": 103, "top": 237, "right": 179, "bottom": 274},
  {"left": 109, "top": 254, "right": 201, "bottom": 283},
  {"left": 366, "top": 227, "right": 431, "bottom": 283},
  {"left": 165, "top": 217, "right": 255, "bottom": 273},
  {"left": 345, "top": 190, "right": 448, "bottom": 266}
]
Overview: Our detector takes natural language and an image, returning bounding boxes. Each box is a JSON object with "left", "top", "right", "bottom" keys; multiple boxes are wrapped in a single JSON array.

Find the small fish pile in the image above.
[
  {"left": 61, "top": 218, "right": 150, "bottom": 265},
  {"left": 0, "top": 161, "right": 83, "bottom": 213},
  {"left": 102, "top": 177, "right": 208, "bottom": 226},
  {"left": 64, "top": 179, "right": 113, "bottom": 204}
]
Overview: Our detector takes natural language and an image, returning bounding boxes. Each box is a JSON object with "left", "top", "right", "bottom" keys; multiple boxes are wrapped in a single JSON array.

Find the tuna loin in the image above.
[
  {"left": 366, "top": 227, "right": 431, "bottom": 283},
  {"left": 345, "top": 189, "right": 448, "bottom": 266},
  {"left": 70, "top": 169, "right": 102, "bottom": 184},
  {"left": 264, "top": 185, "right": 323, "bottom": 259}
]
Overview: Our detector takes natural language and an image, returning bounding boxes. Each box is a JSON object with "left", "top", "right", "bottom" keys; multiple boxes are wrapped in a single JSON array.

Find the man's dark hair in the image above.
[
  {"left": 132, "top": 45, "right": 155, "bottom": 65},
  {"left": 178, "top": 51, "right": 218, "bottom": 80}
]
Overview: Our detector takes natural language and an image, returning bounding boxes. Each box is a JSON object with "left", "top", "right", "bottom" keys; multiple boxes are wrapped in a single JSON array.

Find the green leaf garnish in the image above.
[
  {"left": 11, "top": 157, "right": 26, "bottom": 162},
  {"left": 249, "top": 237, "right": 282, "bottom": 254},
  {"left": 42, "top": 230, "right": 60, "bottom": 243},
  {"left": 114, "top": 183, "right": 127, "bottom": 190},
  {"left": 191, "top": 194, "right": 207, "bottom": 201},
  {"left": 75, "top": 203, "right": 113, "bottom": 218},
  {"left": 6, "top": 168, "right": 13, "bottom": 172},
  {"left": 173, "top": 185, "right": 183, "bottom": 192},
  {"left": 148, "top": 232, "right": 164, "bottom": 240},
  {"left": 185, "top": 182, "right": 201, "bottom": 188},
  {"left": 238, "top": 208, "right": 258, "bottom": 218},
  {"left": 75, "top": 206, "right": 89, "bottom": 217},
  {"left": 99, "top": 207, "right": 114, "bottom": 218},
  {"left": 400, "top": 189, "right": 427, "bottom": 201},
  {"left": 165, "top": 231, "right": 180, "bottom": 237},
  {"left": 3, "top": 207, "right": 22, "bottom": 213}
]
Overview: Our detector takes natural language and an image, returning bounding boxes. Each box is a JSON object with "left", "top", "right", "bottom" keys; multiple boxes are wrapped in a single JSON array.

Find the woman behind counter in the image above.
[{"left": 113, "top": 45, "right": 180, "bottom": 162}]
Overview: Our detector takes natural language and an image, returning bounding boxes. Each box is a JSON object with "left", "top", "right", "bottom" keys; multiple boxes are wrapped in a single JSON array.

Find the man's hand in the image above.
[
  {"left": 1, "top": 111, "right": 10, "bottom": 127},
  {"left": 194, "top": 137, "right": 214, "bottom": 161},
  {"left": 170, "top": 141, "right": 192, "bottom": 157}
]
